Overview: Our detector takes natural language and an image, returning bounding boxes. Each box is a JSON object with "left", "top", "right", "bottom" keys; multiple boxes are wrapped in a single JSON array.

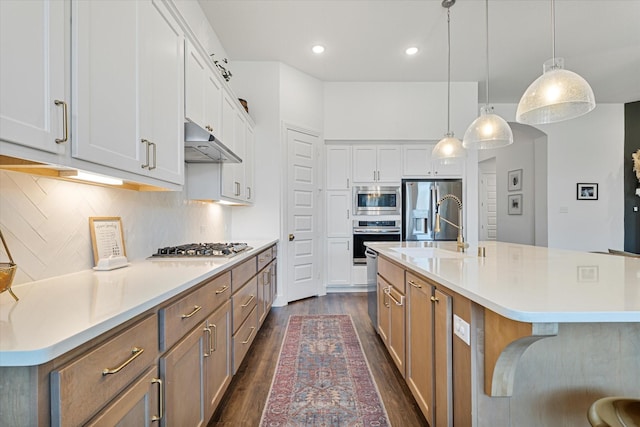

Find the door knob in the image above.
[{"left": 288, "top": 234, "right": 295, "bottom": 241}]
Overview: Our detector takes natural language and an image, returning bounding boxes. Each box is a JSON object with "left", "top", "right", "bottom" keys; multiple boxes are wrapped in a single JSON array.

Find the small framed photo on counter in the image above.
[
  {"left": 89, "top": 217, "right": 128, "bottom": 269},
  {"left": 508, "top": 194, "right": 523, "bottom": 215},
  {"left": 577, "top": 183, "right": 598, "bottom": 200}
]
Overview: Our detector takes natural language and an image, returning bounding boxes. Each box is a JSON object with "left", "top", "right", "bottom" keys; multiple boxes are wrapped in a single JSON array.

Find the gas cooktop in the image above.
[{"left": 152, "top": 242, "right": 251, "bottom": 258}]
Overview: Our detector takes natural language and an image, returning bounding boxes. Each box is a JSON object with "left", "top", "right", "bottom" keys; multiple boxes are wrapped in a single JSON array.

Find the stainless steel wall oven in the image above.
[{"left": 352, "top": 220, "right": 401, "bottom": 264}]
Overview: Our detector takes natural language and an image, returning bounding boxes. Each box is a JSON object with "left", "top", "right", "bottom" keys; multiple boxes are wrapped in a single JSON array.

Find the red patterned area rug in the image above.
[{"left": 260, "top": 314, "right": 390, "bottom": 426}]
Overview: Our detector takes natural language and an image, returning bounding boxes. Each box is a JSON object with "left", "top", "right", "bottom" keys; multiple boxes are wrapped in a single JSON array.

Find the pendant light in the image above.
[
  {"left": 516, "top": 0, "right": 595, "bottom": 125},
  {"left": 463, "top": 0, "right": 513, "bottom": 149},
  {"left": 432, "top": 0, "right": 466, "bottom": 165}
]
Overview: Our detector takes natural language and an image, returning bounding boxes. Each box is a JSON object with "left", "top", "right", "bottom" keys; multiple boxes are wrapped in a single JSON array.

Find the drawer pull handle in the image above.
[
  {"left": 102, "top": 347, "right": 144, "bottom": 376},
  {"left": 241, "top": 294, "right": 255, "bottom": 307},
  {"left": 242, "top": 326, "right": 256, "bottom": 344},
  {"left": 204, "top": 326, "right": 212, "bottom": 357},
  {"left": 151, "top": 378, "right": 163, "bottom": 422},
  {"left": 408, "top": 280, "right": 422, "bottom": 289},
  {"left": 431, "top": 296, "right": 439, "bottom": 303},
  {"left": 215, "top": 285, "right": 229, "bottom": 295},
  {"left": 181, "top": 305, "right": 202, "bottom": 319},
  {"left": 388, "top": 291, "right": 405, "bottom": 306}
]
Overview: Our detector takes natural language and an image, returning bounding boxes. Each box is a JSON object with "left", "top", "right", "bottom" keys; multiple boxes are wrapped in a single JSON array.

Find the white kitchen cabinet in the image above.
[
  {"left": 352, "top": 145, "right": 401, "bottom": 184},
  {"left": 244, "top": 124, "right": 255, "bottom": 203},
  {"left": 326, "top": 239, "right": 352, "bottom": 286},
  {"left": 402, "top": 144, "right": 463, "bottom": 178},
  {"left": 327, "top": 191, "right": 351, "bottom": 237},
  {"left": 221, "top": 89, "right": 237, "bottom": 153},
  {"left": 185, "top": 38, "right": 222, "bottom": 136},
  {"left": 0, "top": 0, "right": 66, "bottom": 154},
  {"left": 326, "top": 145, "right": 352, "bottom": 190},
  {"left": 221, "top": 108, "right": 246, "bottom": 200},
  {"left": 72, "top": 0, "right": 184, "bottom": 185}
]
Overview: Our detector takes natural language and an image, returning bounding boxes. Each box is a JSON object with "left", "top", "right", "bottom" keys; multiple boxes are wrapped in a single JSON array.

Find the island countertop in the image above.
[
  {"left": 0, "top": 240, "right": 277, "bottom": 367},
  {"left": 366, "top": 241, "right": 640, "bottom": 324}
]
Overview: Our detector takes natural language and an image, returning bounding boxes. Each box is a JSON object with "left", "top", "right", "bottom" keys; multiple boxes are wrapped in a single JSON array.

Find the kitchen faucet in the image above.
[{"left": 435, "top": 194, "right": 468, "bottom": 253}]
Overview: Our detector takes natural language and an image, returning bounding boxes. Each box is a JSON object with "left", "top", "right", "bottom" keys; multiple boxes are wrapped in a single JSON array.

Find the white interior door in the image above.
[
  {"left": 286, "top": 127, "right": 320, "bottom": 302},
  {"left": 480, "top": 171, "right": 497, "bottom": 240}
]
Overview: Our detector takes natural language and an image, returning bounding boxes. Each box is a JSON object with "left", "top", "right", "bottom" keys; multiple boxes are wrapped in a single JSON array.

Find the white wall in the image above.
[
  {"left": 494, "top": 103, "right": 625, "bottom": 252},
  {"left": 280, "top": 63, "right": 324, "bottom": 134},
  {"left": 0, "top": 170, "right": 231, "bottom": 285}
]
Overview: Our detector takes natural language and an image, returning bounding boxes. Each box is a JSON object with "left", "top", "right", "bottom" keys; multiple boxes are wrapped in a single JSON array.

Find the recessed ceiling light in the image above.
[
  {"left": 312, "top": 45, "right": 325, "bottom": 54},
  {"left": 405, "top": 47, "right": 419, "bottom": 56}
]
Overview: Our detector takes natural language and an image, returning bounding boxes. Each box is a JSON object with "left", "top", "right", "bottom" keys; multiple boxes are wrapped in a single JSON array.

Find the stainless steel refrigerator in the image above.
[{"left": 402, "top": 179, "right": 463, "bottom": 241}]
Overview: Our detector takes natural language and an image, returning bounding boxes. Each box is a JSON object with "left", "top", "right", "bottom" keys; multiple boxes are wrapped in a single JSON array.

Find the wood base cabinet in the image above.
[{"left": 377, "top": 257, "right": 406, "bottom": 375}]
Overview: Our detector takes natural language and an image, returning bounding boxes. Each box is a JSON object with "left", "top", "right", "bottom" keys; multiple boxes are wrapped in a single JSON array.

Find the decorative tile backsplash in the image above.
[{"left": 0, "top": 170, "right": 230, "bottom": 285}]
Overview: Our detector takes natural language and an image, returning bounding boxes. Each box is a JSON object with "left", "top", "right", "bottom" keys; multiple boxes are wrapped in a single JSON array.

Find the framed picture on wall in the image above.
[
  {"left": 508, "top": 194, "right": 523, "bottom": 215},
  {"left": 508, "top": 169, "right": 522, "bottom": 191},
  {"left": 577, "top": 183, "right": 598, "bottom": 200}
]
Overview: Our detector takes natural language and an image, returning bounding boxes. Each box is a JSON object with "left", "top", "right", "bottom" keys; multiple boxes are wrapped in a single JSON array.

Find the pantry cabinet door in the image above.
[{"left": 0, "top": 0, "right": 66, "bottom": 154}]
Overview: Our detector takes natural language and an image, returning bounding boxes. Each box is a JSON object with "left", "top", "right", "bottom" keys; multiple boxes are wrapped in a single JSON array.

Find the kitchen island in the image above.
[
  {"left": 0, "top": 240, "right": 278, "bottom": 426},
  {"left": 367, "top": 240, "right": 640, "bottom": 427}
]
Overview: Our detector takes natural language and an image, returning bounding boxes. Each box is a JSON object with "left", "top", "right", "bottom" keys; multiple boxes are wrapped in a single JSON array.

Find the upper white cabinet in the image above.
[
  {"left": 402, "top": 144, "right": 463, "bottom": 178},
  {"left": 72, "top": 0, "right": 184, "bottom": 184},
  {"left": 0, "top": 0, "right": 66, "bottom": 154},
  {"left": 244, "top": 125, "right": 255, "bottom": 203},
  {"left": 221, "top": 107, "right": 246, "bottom": 200},
  {"left": 326, "top": 145, "right": 352, "bottom": 190},
  {"left": 352, "top": 145, "right": 401, "bottom": 184},
  {"left": 185, "top": 38, "right": 222, "bottom": 135}
]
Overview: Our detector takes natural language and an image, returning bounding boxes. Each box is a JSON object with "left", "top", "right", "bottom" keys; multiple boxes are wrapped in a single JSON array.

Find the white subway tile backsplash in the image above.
[{"left": 0, "top": 170, "right": 231, "bottom": 285}]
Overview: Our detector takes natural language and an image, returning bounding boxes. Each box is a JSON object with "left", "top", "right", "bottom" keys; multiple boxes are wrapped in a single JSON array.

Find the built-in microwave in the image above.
[{"left": 353, "top": 186, "right": 401, "bottom": 215}]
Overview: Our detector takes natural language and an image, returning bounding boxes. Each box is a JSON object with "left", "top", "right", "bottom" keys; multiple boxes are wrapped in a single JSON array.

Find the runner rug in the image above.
[{"left": 260, "top": 314, "right": 390, "bottom": 426}]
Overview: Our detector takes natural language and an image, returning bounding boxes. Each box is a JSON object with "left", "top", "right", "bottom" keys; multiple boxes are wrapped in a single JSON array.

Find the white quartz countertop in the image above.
[
  {"left": 366, "top": 241, "right": 640, "bottom": 324},
  {"left": 0, "top": 240, "right": 277, "bottom": 367}
]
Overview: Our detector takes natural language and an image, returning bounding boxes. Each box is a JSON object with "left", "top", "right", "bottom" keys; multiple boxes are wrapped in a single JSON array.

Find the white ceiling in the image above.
[{"left": 198, "top": 0, "right": 640, "bottom": 104}]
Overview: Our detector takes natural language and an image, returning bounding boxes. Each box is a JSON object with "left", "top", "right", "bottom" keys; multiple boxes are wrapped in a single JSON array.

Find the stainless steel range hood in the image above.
[{"left": 184, "top": 120, "right": 242, "bottom": 163}]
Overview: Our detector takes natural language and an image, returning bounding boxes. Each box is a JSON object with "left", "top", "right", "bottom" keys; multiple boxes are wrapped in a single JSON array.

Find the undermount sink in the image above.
[{"left": 391, "top": 246, "right": 470, "bottom": 258}]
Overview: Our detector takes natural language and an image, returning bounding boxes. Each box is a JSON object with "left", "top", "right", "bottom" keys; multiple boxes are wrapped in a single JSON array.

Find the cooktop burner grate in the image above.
[{"left": 152, "top": 242, "right": 250, "bottom": 257}]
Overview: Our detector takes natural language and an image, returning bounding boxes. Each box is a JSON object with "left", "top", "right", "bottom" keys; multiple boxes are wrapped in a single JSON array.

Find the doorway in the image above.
[{"left": 479, "top": 158, "right": 497, "bottom": 241}]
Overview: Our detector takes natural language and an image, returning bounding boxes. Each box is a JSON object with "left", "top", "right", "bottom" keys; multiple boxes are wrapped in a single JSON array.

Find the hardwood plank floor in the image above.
[{"left": 208, "top": 293, "right": 428, "bottom": 426}]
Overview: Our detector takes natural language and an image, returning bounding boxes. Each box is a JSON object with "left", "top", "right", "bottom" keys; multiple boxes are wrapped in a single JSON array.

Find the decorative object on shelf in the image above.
[
  {"left": 432, "top": 0, "right": 466, "bottom": 165},
  {"left": 516, "top": 0, "right": 595, "bottom": 125},
  {"left": 210, "top": 53, "right": 232, "bottom": 82},
  {"left": 89, "top": 217, "right": 129, "bottom": 270},
  {"left": 0, "top": 229, "right": 18, "bottom": 301},
  {"left": 508, "top": 194, "right": 523, "bottom": 215},
  {"left": 508, "top": 169, "right": 523, "bottom": 191},
  {"left": 238, "top": 98, "right": 248, "bottom": 113},
  {"left": 463, "top": 0, "right": 513, "bottom": 150},
  {"left": 577, "top": 183, "right": 598, "bottom": 200}
]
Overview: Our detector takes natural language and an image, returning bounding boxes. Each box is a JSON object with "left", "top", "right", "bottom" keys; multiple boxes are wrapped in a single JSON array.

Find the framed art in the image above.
[
  {"left": 577, "top": 183, "right": 598, "bottom": 200},
  {"left": 508, "top": 194, "right": 523, "bottom": 215},
  {"left": 508, "top": 169, "right": 522, "bottom": 191},
  {"left": 89, "top": 217, "right": 127, "bottom": 265}
]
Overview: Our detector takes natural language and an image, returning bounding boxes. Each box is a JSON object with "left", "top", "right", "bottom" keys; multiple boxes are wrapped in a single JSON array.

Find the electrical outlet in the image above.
[{"left": 453, "top": 314, "right": 470, "bottom": 346}]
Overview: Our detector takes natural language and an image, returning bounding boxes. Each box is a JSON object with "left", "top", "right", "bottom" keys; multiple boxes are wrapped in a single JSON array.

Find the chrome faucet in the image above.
[{"left": 435, "top": 194, "right": 468, "bottom": 253}]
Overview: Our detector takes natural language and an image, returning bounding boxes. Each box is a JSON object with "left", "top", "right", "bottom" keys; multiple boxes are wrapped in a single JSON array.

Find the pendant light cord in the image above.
[
  {"left": 485, "top": 0, "right": 490, "bottom": 105},
  {"left": 447, "top": 7, "right": 452, "bottom": 134},
  {"left": 551, "top": 0, "right": 556, "bottom": 61}
]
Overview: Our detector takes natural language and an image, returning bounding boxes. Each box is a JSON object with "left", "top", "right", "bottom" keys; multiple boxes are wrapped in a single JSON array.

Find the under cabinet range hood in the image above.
[{"left": 184, "top": 121, "right": 242, "bottom": 163}]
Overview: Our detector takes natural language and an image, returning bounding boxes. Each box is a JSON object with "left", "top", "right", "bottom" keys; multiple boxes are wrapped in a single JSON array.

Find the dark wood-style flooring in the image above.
[{"left": 208, "top": 293, "right": 428, "bottom": 426}]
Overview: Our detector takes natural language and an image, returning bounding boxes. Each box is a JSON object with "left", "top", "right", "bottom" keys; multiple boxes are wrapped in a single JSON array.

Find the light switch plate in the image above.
[{"left": 453, "top": 314, "right": 470, "bottom": 346}]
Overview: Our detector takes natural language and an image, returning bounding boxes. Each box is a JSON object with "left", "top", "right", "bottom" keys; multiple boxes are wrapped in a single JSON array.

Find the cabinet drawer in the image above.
[
  {"left": 51, "top": 314, "right": 158, "bottom": 427},
  {"left": 160, "top": 272, "right": 231, "bottom": 351},
  {"left": 233, "top": 305, "right": 258, "bottom": 373},
  {"left": 232, "top": 256, "right": 257, "bottom": 292},
  {"left": 379, "top": 256, "right": 405, "bottom": 293},
  {"left": 406, "top": 272, "right": 433, "bottom": 297},
  {"left": 232, "top": 276, "right": 257, "bottom": 333},
  {"left": 257, "top": 247, "right": 273, "bottom": 271}
]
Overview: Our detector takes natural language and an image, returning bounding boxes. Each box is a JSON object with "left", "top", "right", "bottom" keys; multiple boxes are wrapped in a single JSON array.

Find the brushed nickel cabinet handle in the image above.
[
  {"left": 54, "top": 100, "right": 68, "bottom": 143},
  {"left": 203, "top": 326, "right": 212, "bottom": 357},
  {"left": 102, "top": 347, "right": 144, "bottom": 375},
  {"left": 212, "top": 323, "right": 217, "bottom": 352},
  {"left": 151, "top": 378, "right": 163, "bottom": 422},
  {"left": 408, "top": 280, "right": 422, "bottom": 289},
  {"left": 215, "top": 285, "right": 229, "bottom": 295},
  {"left": 242, "top": 326, "right": 256, "bottom": 344},
  {"left": 373, "top": 170, "right": 376, "bottom": 181},
  {"left": 181, "top": 305, "right": 202, "bottom": 319},
  {"left": 247, "top": 186, "right": 251, "bottom": 199},
  {"left": 241, "top": 294, "right": 255, "bottom": 307},
  {"left": 149, "top": 141, "right": 157, "bottom": 170},
  {"left": 141, "top": 139, "right": 150, "bottom": 169}
]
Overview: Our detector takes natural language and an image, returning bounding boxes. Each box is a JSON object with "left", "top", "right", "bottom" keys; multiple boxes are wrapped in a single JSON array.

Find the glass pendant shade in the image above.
[
  {"left": 463, "top": 105, "right": 514, "bottom": 149},
  {"left": 516, "top": 57, "right": 596, "bottom": 125},
  {"left": 432, "top": 133, "right": 466, "bottom": 165}
]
